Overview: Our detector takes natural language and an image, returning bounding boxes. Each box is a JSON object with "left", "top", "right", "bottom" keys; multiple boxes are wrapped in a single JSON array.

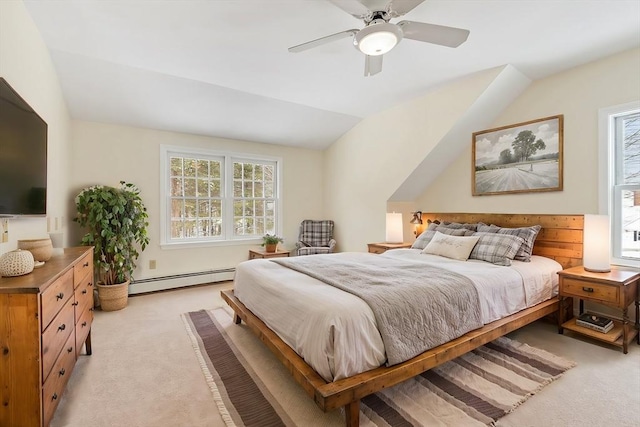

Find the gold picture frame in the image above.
[{"left": 472, "top": 115, "right": 563, "bottom": 196}]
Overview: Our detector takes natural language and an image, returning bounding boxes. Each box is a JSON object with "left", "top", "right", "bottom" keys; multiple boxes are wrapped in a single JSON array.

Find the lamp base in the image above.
[{"left": 584, "top": 266, "right": 611, "bottom": 273}]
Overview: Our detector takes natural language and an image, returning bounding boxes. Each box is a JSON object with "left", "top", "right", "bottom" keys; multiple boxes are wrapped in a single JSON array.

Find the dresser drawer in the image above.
[
  {"left": 42, "top": 298, "right": 74, "bottom": 381},
  {"left": 42, "top": 332, "right": 76, "bottom": 427},
  {"left": 41, "top": 268, "right": 74, "bottom": 329},
  {"left": 75, "top": 305, "right": 93, "bottom": 357},
  {"left": 73, "top": 251, "right": 93, "bottom": 289},
  {"left": 561, "top": 277, "right": 619, "bottom": 304},
  {"left": 74, "top": 272, "right": 94, "bottom": 324}
]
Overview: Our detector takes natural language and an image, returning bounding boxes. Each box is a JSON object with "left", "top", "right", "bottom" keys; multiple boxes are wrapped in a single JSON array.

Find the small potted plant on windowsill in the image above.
[{"left": 262, "top": 234, "right": 284, "bottom": 253}]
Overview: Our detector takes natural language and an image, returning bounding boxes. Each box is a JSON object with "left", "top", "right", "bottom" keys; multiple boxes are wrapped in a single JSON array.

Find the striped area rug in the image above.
[{"left": 182, "top": 308, "right": 575, "bottom": 427}]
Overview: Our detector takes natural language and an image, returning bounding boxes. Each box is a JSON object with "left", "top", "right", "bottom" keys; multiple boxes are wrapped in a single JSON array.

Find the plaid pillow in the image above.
[
  {"left": 469, "top": 232, "right": 525, "bottom": 266},
  {"left": 412, "top": 225, "right": 475, "bottom": 249},
  {"left": 477, "top": 223, "right": 541, "bottom": 262},
  {"left": 441, "top": 222, "right": 479, "bottom": 232}
]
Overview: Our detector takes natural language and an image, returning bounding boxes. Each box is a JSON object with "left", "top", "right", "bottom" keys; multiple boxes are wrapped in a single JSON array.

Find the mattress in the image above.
[{"left": 233, "top": 249, "right": 561, "bottom": 382}]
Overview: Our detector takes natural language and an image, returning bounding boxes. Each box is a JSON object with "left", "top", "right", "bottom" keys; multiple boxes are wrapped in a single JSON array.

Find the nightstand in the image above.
[
  {"left": 558, "top": 266, "right": 640, "bottom": 353},
  {"left": 248, "top": 248, "right": 291, "bottom": 260},
  {"left": 367, "top": 242, "right": 413, "bottom": 254}
]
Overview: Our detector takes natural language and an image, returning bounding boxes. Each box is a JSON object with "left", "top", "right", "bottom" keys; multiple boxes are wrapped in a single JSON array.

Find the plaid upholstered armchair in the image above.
[{"left": 295, "top": 220, "right": 336, "bottom": 256}]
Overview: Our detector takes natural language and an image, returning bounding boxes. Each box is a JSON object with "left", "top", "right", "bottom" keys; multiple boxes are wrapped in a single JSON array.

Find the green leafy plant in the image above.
[
  {"left": 261, "top": 233, "right": 283, "bottom": 246},
  {"left": 74, "top": 181, "right": 150, "bottom": 285}
]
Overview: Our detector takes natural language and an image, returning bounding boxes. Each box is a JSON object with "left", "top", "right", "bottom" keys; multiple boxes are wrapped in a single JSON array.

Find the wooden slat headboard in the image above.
[{"left": 420, "top": 213, "right": 584, "bottom": 270}]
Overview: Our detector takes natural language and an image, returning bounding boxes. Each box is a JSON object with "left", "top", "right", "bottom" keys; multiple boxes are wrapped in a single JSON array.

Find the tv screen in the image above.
[{"left": 0, "top": 77, "right": 47, "bottom": 216}]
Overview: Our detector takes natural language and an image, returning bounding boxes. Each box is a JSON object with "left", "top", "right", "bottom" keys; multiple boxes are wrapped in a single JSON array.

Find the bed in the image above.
[{"left": 221, "top": 213, "right": 584, "bottom": 426}]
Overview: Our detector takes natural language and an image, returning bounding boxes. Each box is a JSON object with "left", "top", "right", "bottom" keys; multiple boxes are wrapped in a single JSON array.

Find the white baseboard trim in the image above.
[{"left": 129, "top": 268, "right": 235, "bottom": 295}]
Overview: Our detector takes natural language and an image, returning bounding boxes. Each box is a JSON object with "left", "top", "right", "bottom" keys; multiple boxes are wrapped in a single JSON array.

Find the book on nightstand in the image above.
[{"left": 576, "top": 313, "right": 614, "bottom": 334}]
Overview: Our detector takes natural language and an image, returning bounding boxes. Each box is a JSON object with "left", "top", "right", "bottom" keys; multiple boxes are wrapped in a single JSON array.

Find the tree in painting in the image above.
[{"left": 512, "top": 130, "right": 546, "bottom": 162}]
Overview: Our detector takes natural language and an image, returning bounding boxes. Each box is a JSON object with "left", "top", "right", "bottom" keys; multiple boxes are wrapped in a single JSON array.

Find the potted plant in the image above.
[
  {"left": 262, "top": 234, "right": 283, "bottom": 253},
  {"left": 74, "top": 181, "right": 150, "bottom": 311}
]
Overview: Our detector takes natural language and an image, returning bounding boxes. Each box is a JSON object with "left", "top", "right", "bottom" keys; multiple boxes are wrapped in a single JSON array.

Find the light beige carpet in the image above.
[
  {"left": 183, "top": 308, "right": 576, "bottom": 426},
  {"left": 50, "top": 282, "right": 640, "bottom": 427}
]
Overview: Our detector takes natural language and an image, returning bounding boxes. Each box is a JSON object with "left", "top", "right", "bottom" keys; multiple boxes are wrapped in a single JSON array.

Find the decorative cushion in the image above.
[
  {"left": 469, "top": 232, "right": 525, "bottom": 266},
  {"left": 412, "top": 225, "right": 475, "bottom": 250},
  {"left": 441, "top": 222, "right": 479, "bottom": 232},
  {"left": 477, "top": 223, "right": 541, "bottom": 262},
  {"left": 421, "top": 231, "right": 480, "bottom": 261}
]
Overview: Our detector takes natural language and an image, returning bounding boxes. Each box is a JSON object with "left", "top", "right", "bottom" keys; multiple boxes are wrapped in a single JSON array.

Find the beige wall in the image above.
[
  {"left": 0, "top": 1, "right": 71, "bottom": 255},
  {"left": 416, "top": 48, "right": 640, "bottom": 215},
  {"left": 324, "top": 67, "right": 509, "bottom": 251},
  {"left": 70, "top": 121, "right": 324, "bottom": 280}
]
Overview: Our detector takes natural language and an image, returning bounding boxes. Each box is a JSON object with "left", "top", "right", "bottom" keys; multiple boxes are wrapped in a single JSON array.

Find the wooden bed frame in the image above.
[{"left": 221, "top": 213, "right": 584, "bottom": 426}]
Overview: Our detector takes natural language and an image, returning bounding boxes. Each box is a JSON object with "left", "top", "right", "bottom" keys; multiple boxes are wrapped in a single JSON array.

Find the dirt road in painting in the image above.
[{"left": 474, "top": 161, "right": 559, "bottom": 194}]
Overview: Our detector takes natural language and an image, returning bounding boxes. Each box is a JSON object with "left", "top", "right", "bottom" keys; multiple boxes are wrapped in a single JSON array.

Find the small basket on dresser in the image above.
[{"left": 18, "top": 237, "right": 53, "bottom": 262}]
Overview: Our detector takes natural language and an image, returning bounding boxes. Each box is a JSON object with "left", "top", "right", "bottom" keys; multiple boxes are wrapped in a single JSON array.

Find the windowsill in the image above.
[
  {"left": 611, "top": 258, "right": 640, "bottom": 271},
  {"left": 160, "top": 238, "right": 263, "bottom": 250}
]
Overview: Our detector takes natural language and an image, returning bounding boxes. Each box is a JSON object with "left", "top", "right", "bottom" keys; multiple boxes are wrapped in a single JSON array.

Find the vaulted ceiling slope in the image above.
[{"left": 24, "top": 0, "right": 640, "bottom": 150}]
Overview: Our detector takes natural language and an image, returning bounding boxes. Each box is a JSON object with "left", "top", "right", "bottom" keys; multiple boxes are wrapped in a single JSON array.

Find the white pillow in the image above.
[{"left": 421, "top": 231, "right": 480, "bottom": 261}]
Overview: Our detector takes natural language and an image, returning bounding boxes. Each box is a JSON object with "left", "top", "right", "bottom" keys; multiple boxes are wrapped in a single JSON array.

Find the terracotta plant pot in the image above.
[
  {"left": 97, "top": 280, "right": 130, "bottom": 311},
  {"left": 265, "top": 243, "right": 277, "bottom": 253}
]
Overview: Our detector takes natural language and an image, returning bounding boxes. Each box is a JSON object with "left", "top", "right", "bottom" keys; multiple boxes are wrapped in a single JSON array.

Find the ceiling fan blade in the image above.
[
  {"left": 329, "top": 0, "right": 372, "bottom": 19},
  {"left": 387, "top": 0, "right": 425, "bottom": 18},
  {"left": 397, "top": 20, "right": 470, "bottom": 47},
  {"left": 364, "top": 54, "right": 383, "bottom": 77},
  {"left": 288, "top": 29, "right": 359, "bottom": 53}
]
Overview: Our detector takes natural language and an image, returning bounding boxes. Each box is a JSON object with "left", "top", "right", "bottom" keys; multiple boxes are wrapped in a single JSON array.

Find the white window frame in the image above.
[
  {"left": 598, "top": 101, "right": 640, "bottom": 267},
  {"left": 160, "top": 145, "right": 282, "bottom": 249}
]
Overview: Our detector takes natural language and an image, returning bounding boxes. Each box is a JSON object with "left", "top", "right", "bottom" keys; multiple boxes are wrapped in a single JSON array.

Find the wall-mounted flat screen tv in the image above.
[{"left": 0, "top": 77, "right": 47, "bottom": 216}]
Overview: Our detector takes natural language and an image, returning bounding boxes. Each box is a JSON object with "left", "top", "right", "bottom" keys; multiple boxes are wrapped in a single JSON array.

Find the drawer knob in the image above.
[
  {"left": 67, "top": 347, "right": 73, "bottom": 353},
  {"left": 72, "top": 301, "right": 79, "bottom": 306},
  {"left": 52, "top": 393, "right": 58, "bottom": 401},
  {"left": 59, "top": 368, "right": 66, "bottom": 376},
  {"left": 83, "top": 262, "right": 89, "bottom": 267},
  {"left": 56, "top": 292, "right": 64, "bottom": 300},
  {"left": 82, "top": 289, "right": 88, "bottom": 294},
  {"left": 88, "top": 282, "right": 93, "bottom": 287},
  {"left": 82, "top": 321, "right": 87, "bottom": 327},
  {"left": 582, "top": 287, "right": 594, "bottom": 293},
  {"left": 58, "top": 324, "right": 66, "bottom": 331}
]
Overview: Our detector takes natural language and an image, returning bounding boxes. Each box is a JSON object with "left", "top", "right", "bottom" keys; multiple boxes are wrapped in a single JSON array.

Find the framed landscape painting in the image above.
[{"left": 472, "top": 115, "right": 563, "bottom": 196}]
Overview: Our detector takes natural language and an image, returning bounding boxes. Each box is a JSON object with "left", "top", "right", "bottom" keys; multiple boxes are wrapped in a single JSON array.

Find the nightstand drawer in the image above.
[
  {"left": 561, "top": 277, "right": 619, "bottom": 304},
  {"left": 368, "top": 245, "right": 386, "bottom": 254}
]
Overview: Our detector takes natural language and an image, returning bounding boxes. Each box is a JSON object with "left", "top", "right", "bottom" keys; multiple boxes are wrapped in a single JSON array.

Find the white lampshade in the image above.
[
  {"left": 386, "top": 213, "right": 403, "bottom": 244},
  {"left": 583, "top": 214, "right": 611, "bottom": 273}
]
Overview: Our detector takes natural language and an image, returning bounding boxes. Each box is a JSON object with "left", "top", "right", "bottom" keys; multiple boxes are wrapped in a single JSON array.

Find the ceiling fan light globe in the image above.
[
  {"left": 355, "top": 22, "right": 403, "bottom": 56},
  {"left": 359, "top": 32, "right": 398, "bottom": 55}
]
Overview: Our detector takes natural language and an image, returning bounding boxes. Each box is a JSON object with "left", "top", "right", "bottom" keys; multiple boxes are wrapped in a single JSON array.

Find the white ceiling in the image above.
[{"left": 24, "top": 0, "right": 640, "bottom": 150}]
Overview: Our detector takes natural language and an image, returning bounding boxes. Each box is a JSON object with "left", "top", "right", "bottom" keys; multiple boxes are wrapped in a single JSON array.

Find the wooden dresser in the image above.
[{"left": 0, "top": 247, "right": 94, "bottom": 427}]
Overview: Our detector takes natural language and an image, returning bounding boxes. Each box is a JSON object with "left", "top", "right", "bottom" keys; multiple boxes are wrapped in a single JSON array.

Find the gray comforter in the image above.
[{"left": 272, "top": 252, "right": 482, "bottom": 366}]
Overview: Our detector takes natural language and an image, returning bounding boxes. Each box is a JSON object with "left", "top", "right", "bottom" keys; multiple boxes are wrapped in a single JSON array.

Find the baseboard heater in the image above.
[{"left": 129, "top": 267, "right": 235, "bottom": 295}]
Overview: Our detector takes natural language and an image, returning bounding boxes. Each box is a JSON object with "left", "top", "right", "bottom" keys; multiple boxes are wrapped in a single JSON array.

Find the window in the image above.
[
  {"left": 160, "top": 146, "right": 281, "bottom": 247},
  {"left": 600, "top": 102, "right": 640, "bottom": 266}
]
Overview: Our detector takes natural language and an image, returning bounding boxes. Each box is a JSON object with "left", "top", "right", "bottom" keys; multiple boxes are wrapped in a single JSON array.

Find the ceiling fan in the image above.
[{"left": 288, "top": 0, "right": 470, "bottom": 76}]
